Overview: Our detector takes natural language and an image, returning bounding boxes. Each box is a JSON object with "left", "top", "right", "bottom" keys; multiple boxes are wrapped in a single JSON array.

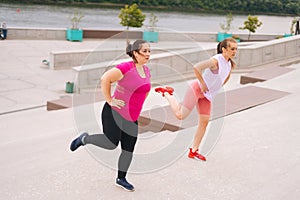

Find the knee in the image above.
[
  {"left": 175, "top": 113, "right": 184, "bottom": 120},
  {"left": 175, "top": 111, "right": 187, "bottom": 120},
  {"left": 121, "top": 149, "right": 134, "bottom": 156},
  {"left": 199, "top": 116, "right": 210, "bottom": 127},
  {"left": 200, "top": 121, "right": 209, "bottom": 129},
  {"left": 107, "top": 144, "right": 118, "bottom": 150},
  {"left": 106, "top": 140, "right": 119, "bottom": 150},
  {"left": 174, "top": 104, "right": 191, "bottom": 120},
  {"left": 121, "top": 143, "right": 136, "bottom": 153}
]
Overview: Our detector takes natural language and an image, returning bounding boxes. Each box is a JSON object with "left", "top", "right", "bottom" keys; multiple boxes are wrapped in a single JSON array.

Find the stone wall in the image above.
[
  {"left": 72, "top": 35, "right": 300, "bottom": 93},
  {"left": 235, "top": 35, "right": 300, "bottom": 69},
  {"left": 7, "top": 27, "right": 66, "bottom": 40},
  {"left": 73, "top": 47, "right": 215, "bottom": 93},
  {"left": 50, "top": 47, "right": 195, "bottom": 70},
  {"left": 7, "top": 27, "right": 282, "bottom": 42}
]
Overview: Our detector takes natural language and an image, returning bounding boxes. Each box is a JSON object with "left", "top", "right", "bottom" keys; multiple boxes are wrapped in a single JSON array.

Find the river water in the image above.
[{"left": 0, "top": 3, "right": 295, "bottom": 34}]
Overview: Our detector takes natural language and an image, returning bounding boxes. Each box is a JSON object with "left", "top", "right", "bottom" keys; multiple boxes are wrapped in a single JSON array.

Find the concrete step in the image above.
[
  {"left": 240, "top": 66, "right": 295, "bottom": 84},
  {"left": 139, "top": 85, "right": 290, "bottom": 130}
]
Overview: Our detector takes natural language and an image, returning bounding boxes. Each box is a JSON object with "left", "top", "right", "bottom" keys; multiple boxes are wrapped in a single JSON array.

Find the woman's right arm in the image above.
[
  {"left": 101, "top": 68, "right": 124, "bottom": 109},
  {"left": 193, "top": 58, "right": 218, "bottom": 92}
]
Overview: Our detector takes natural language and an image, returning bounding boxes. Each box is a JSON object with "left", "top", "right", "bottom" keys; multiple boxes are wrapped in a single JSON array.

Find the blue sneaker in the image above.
[
  {"left": 115, "top": 178, "right": 135, "bottom": 191},
  {"left": 70, "top": 132, "right": 88, "bottom": 151}
]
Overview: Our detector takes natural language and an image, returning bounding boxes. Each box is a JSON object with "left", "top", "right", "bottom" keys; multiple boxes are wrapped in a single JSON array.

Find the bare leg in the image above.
[
  {"left": 163, "top": 81, "right": 200, "bottom": 120},
  {"left": 191, "top": 114, "right": 209, "bottom": 152},
  {"left": 164, "top": 93, "right": 193, "bottom": 120}
]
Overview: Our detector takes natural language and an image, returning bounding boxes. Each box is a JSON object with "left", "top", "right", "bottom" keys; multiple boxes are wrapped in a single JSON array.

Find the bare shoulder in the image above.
[{"left": 210, "top": 58, "right": 219, "bottom": 70}]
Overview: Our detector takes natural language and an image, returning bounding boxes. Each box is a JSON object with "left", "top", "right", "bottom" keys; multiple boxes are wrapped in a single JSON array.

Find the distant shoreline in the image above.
[
  {"left": 1, "top": 3, "right": 294, "bottom": 35},
  {"left": 0, "top": 1, "right": 296, "bottom": 17}
]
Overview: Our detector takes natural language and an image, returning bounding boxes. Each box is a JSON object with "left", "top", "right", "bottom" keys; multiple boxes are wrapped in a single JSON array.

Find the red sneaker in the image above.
[
  {"left": 188, "top": 148, "right": 206, "bottom": 161},
  {"left": 155, "top": 86, "right": 174, "bottom": 97},
  {"left": 165, "top": 86, "right": 174, "bottom": 95}
]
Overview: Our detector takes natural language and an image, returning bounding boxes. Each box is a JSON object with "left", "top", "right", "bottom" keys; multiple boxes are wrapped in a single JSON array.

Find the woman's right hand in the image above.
[
  {"left": 109, "top": 97, "right": 125, "bottom": 109},
  {"left": 200, "top": 82, "right": 209, "bottom": 93}
]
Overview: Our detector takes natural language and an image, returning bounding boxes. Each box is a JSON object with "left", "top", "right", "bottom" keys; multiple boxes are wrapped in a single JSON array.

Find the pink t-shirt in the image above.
[{"left": 112, "top": 61, "right": 151, "bottom": 121}]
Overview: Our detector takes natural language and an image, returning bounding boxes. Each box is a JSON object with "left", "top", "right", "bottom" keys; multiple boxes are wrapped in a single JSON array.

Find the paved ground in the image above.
[{"left": 1, "top": 39, "right": 300, "bottom": 200}]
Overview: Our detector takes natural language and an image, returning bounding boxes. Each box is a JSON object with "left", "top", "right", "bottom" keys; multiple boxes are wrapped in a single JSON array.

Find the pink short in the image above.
[{"left": 181, "top": 80, "right": 211, "bottom": 115}]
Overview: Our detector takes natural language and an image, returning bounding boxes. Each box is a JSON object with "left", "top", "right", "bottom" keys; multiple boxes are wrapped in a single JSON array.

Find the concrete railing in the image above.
[
  {"left": 50, "top": 49, "right": 127, "bottom": 70},
  {"left": 72, "top": 47, "right": 215, "bottom": 93},
  {"left": 158, "top": 31, "right": 280, "bottom": 42},
  {"left": 235, "top": 34, "right": 300, "bottom": 69},
  {"left": 6, "top": 27, "right": 142, "bottom": 40},
  {"left": 7, "top": 27, "right": 66, "bottom": 40},
  {"left": 50, "top": 46, "right": 196, "bottom": 70},
  {"left": 72, "top": 35, "right": 300, "bottom": 93},
  {"left": 6, "top": 27, "right": 283, "bottom": 42}
]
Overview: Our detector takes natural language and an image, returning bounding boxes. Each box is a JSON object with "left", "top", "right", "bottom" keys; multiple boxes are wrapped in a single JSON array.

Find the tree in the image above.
[
  {"left": 220, "top": 12, "right": 233, "bottom": 33},
  {"left": 285, "top": 2, "right": 300, "bottom": 15},
  {"left": 239, "top": 15, "right": 262, "bottom": 40},
  {"left": 148, "top": 12, "right": 158, "bottom": 32},
  {"left": 118, "top": 3, "right": 146, "bottom": 43},
  {"left": 290, "top": 17, "right": 297, "bottom": 35},
  {"left": 68, "top": 9, "right": 84, "bottom": 30}
]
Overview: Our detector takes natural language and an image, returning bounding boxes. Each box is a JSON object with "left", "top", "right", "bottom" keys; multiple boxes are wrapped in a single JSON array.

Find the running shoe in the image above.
[
  {"left": 70, "top": 132, "right": 88, "bottom": 151},
  {"left": 154, "top": 86, "right": 174, "bottom": 97},
  {"left": 188, "top": 148, "right": 206, "bottom": 161},
  {"left": 115, "top": 178, "right": 135, "bottom": 191}
]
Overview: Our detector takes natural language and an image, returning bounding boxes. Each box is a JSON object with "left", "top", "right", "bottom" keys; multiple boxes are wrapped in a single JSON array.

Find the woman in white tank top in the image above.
[{"left": 155, "top": 38, "right": 238, "bottom": 161}]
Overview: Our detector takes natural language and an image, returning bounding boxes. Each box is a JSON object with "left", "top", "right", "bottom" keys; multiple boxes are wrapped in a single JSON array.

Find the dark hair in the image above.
[
  {"left": 217, "top": 37, "right": 237, "bottom": 54},
  {"left": 217, "top": 42, "right": 222, "bottom": 54},
  {"left": 126, "top": 40, "right": 148, "bottom": 63},
  {"left": 217, "top": 38, "right": 237, "bottom": 69}
]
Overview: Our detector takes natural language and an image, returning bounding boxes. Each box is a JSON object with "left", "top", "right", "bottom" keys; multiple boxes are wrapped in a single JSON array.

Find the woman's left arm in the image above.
[{"left": 223, "top": 69, "right": 232, "bottom": 85}]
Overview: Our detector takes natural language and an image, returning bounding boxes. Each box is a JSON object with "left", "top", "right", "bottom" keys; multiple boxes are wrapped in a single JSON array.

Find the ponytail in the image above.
[
  {"left": 217, "top": 42, "right": 223, "bottom": 54},
  {"left": 126, "top": 44, "right": 133, "bottom": 57}
]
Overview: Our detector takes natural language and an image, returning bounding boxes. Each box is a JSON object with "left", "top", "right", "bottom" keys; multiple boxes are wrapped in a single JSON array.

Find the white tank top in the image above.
[{"left": 200, "top": 54, "right": 232, "bottom": 101}]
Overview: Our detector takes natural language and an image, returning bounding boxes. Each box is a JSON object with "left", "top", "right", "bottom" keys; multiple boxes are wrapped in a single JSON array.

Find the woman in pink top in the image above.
[
  {"left": 155, "top": 38, "right": 238, "bottom": 161},
  {"left": 70, "top": 40, "right": 151, "bottom": 191}
]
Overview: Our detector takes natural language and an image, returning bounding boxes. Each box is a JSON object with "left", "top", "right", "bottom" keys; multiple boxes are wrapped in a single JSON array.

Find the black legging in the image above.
[{"left": 84, "top": 103, "right": 138, "bottom": 179}]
